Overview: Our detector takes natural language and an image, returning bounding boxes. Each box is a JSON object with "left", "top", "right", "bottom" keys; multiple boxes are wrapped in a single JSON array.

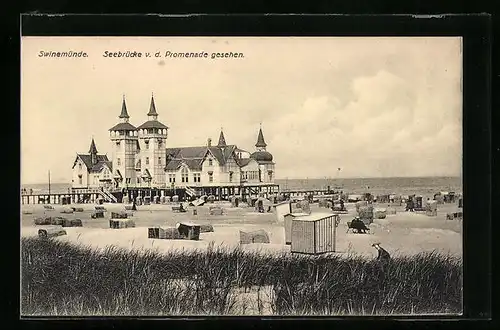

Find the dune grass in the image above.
[{"left": 21, "top": 237, "right": 462, "bottom": 316}]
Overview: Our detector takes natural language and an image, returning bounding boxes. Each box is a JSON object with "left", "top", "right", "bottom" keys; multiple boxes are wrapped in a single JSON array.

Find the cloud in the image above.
[{"left": 267, "top": 68, "right": 462, "bottom": 179}]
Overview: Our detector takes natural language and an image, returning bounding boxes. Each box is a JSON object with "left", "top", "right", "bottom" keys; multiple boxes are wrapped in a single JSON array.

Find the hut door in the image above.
[
  {"left": 316, "top": 221, "right": 325, "bottom": 253},
  {"left": 326, "top": 219, "right": 333, "bottom": 250}
]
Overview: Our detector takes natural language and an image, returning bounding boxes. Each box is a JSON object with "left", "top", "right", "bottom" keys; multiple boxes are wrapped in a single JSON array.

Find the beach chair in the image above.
[
  {"left": 91, "top": 211, "right": 105, "bottom": 219},
  {"left": 172, "top": 204, "right": 187, "bottom": 213},
  {"left": 38, "top": 226, "right": 67, "bottom": 238},
  {"left": 209, "top": 206, "right": 224, "bottom": 216},
  {"left": 346, "top": 219, "right": 370, "bottom": 234}
]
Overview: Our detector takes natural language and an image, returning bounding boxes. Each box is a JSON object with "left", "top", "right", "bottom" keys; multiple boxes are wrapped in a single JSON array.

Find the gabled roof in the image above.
[
  {"left": 73, "top": 154, "right": 109, "bottom": 171},
  {"left": 165, "top": 159, "right": 204, "bottom": 171},
  {"left": 136, "top": 120, "right": 169, "bottom": 130},
  {"left": 109, "top": 122, "right": 137, "bottom": 131},
  {"left": 167, "top": 146, "right": 209, "bottom": 159},
  {"left": 91, "top": 161, "right": 113, "bottom": 173},
  {"left": 165, "top": 145, "right": 239, "bottom": 171},
  {"left": 165, "top": 146, "right": 207, "bottom": 171},
  {"left": 236, "top": 158, "right": 254, "bottom": 167}
]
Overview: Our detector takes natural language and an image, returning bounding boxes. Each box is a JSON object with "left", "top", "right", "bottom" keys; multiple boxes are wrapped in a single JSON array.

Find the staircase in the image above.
[
  {"left": 100, "top": 189, "right": 118, "bottom": 203},
  {"left": 248, "top": 187, "right": 259, "bottom": 195},
  {"left": 185, "top": 186, "right": 197, "bottom": 198},
  {"left": 84, "top": 188, "right": 118, "bottom": 203}
]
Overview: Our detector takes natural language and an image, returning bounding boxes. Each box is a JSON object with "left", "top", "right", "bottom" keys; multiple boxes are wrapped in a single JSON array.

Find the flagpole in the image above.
[{"left": 48, "top": 170, "right": 51, "bottom": 198}]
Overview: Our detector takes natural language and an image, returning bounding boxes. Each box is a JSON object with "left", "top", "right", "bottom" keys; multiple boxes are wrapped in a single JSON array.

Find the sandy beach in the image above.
[{"left": 21, "top": 201, "right": 462, "bottom": 258}]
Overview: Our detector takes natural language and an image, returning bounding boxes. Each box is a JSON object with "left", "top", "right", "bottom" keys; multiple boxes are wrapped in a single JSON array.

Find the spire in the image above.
[
  {"left": 255, "top": 124, "right": 267, "bottom": 149},
  {"left": 89, "top": 137, "right": 98, "bottom": 154},
  {"left": 89, "top": 137, "right": 98, "bottom": 165},
  {"left": 217, "top": 127, "right": 227, "bottom": 147},
  {"left": 119, "top": 94, "right": 130, "bottom": 120},
  {"left": 147, "top": 92, "right": 158, "bottom": 118}
]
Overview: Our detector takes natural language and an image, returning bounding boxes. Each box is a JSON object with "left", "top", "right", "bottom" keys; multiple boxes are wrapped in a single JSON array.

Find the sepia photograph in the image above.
[{"left": 21, "top": 36, "right": 463, "bottom": 316}]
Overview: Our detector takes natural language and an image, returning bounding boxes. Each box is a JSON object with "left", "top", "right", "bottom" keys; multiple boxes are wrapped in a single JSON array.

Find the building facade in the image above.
[
  {"left": 71, "top": 94, "right": 277, "bottom": 198},
  {"left": 71, "top": 138, "right": 113, "bottom": 189}
]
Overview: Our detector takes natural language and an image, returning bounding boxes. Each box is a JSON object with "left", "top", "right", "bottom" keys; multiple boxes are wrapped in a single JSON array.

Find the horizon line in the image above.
[{"left": 21, "top": 175, "right": 462, "bottom": 186}]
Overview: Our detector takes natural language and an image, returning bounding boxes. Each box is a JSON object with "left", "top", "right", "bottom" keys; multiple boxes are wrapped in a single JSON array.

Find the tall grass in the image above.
[{"left": 21, "top": 237, "right": 462, "bottom": 316}]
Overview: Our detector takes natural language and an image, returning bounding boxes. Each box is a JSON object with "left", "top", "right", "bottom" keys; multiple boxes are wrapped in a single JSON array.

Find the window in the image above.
[
  {"left": 117, "top": 158, "right": 121, "bottom": 166},
  {"left": 78, "top": 163, "right": 82, "bottom": 170},
  {"left": 145, "top": 143, "right": 149, "bottom": 150},
  {"left": 169, "top": 174, "right": 176, "bottom": 183},
  {"left": 78, "top": 174, "right": 82, "bottom": 185},
  {"left": 268, "top": 172, "right": 273, "bottom": 181},
  {"left": 208, "top": 173, "right": 213, "bottom": 183},
  {"left": 137, "top": 177, "right": 141, "bottom": 184},
  {"left": 146, "top": 157, "right": 149, "bottom": 165},
  {"left": 193, "top": 173, "right": 201, "bottom": 183},
  {"left": 229, "top": 172, "right": 233, "bottom": 182},
  {"left": 158, "top": 157, "right": 161, "bottom": 165},
  {"left": 208, "top": 158, "right": 213, "bottom": 166},
  {"left": 181, "top": 168, "right": 189, "bottom": 183}
]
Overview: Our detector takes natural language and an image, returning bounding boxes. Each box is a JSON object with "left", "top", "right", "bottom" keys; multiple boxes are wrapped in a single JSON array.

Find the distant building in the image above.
[{"left": 71, "top": 94, "right": 278, "bottom": 200}]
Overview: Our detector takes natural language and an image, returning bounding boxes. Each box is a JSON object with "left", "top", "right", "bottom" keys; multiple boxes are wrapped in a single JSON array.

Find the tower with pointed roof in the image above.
[
  {"left": 89, "top": 137, "right": 98, "bottom": 166},
  {"left": 109, "top": 95, "right": 138, "bottom": 188},
  {"left": 217, "top": 127, "right": 227, "bottom": 153},
  {"left": 255, "top": 125, "right": 268, "bottom": 152},
  {"left": 137, "top": 93, "right": 169, "bottom": 187},
  {"left": 250, "top": 124, "right": 275, "bottom": 183},
  {"left": 217, "top": 128, "right": 226, "bottom": 147}
]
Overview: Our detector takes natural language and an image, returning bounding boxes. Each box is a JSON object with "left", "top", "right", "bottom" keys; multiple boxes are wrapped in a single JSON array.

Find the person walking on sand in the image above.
[{"left": 372, "top": 243, "right": 391, "bottom": 262}]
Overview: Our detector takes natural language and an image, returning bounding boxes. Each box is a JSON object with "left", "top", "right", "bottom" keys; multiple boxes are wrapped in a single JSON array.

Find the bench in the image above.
[{"left": 346, "top": 220, "right": 370, "bottom": 234}]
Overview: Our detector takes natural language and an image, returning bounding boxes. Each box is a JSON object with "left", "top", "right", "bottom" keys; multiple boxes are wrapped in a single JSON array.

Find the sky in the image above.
[{"left": 21, "top": 37, "right": 462, "bottom": 184}]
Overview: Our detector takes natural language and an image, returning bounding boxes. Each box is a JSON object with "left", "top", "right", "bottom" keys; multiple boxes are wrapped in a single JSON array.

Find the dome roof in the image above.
[{"left": 250, "top": 151, "right": 273, "bottom": 162}]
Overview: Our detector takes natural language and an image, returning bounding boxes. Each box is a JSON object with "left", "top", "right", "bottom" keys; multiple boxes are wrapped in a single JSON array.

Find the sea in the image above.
[{"left": 22, "top": 176, "right": 462, "bottom": 198}]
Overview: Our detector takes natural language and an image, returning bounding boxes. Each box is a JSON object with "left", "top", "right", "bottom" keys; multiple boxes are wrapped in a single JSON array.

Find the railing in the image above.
[
  {"left": 248, "top": 187, "right": 258, "bottom": 195},
  {"left": 100, "top": 189, "right": 118, "bottom": 203},
  {"left": 71, "top": 187, "right": 118, "bottom": 203},
  {"left": 185, "top": 186, "right": 197, "bottom": 197}
]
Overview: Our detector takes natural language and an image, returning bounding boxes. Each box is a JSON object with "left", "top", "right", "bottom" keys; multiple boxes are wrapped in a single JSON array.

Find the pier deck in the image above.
[{"left": 21, "top": 185, "right": 343, "bottom": 205}]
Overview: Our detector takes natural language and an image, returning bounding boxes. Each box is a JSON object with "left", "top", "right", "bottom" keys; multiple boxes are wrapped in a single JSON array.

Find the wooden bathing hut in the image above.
[
  {"left": 290, "top": 213, "right": 339, "bottom": 255},
  {"left": 283, "top": 212, "right": 311, "bottom": 245}
]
